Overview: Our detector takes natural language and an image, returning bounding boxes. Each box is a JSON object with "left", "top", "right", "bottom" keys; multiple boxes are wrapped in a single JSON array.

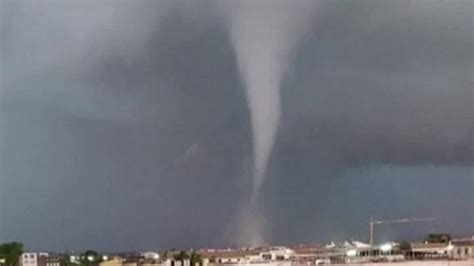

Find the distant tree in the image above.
[
  {"left": 425, "top": 233, "right": 451, "bottom": 243},
  {"left": 399, "top": 241, "right": 412, "bottom": 251},
  {"left": 0, "top": 242, "right": 23, "bottom": 266},
  {"left": 173, "top": 251, "right": 189, "bottom": 262},
  {"left": 80, "top": 250, "right": 100, "bottom": 266},
  {"left": 208, "top": 256, "right": 216, "bottom": 263},
  {"left": 60, "top": 254, "right": 76, "bottom": 266},
  {"left": 190, "top": 251, "right": 202, "bottom": 266}
]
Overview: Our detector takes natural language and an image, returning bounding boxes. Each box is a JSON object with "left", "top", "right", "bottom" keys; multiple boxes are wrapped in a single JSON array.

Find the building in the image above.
[
  {"left": 258, "top": 247, "right": 294, "bottom": 261},
  {"left": 99, "top": 257, "right": 124, "bottom": 266},
  {"left": 40, "top": 255, "right": 62, "bottom": 266},
  {"left": 408, "top": 242, "right": 451, "bottom": 260},
  {"left": 199, "top": 248, "right": 251, "bottom": 264},
  {"left": 140, "top": 252, "right": 160, "bottom": 261},
  {"left": 21, "top": 253, "right": 39, "bottom": 266},
  {"left": 21, "top": 253, "right": 64, "bottom": 266},
  {"left": 323, "top": 243, "right": 406, "bottom": 264},
  {"left": 199, "top": 246, "right": 295, "bottom": 264},
  {"left": 451, "top": 237, "right": 474, "bottom": 260}
]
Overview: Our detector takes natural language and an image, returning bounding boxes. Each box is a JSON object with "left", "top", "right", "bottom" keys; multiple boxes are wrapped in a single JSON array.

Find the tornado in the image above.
[{"left": 224, "top": 0, "right": 315, "bottom": 245}]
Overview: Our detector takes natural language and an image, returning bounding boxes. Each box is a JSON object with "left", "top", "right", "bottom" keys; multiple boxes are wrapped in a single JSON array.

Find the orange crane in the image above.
[{"left": 368, "top": 217, "right": 435, "bottom": 246}]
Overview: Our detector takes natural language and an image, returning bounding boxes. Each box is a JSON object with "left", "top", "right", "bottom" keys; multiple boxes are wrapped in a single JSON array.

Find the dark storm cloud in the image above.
[
  {"left": 275, "top": 0, "right": 473, "bottom": 167},
  {"left": 1, "top": 0, "right": 250, "bottom": 250},
  {"left": 1, "top": 0, "right": 472, "bottom": 250}
]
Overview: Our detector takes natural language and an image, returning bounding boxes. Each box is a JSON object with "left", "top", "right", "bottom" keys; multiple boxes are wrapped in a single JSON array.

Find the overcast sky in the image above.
[{"left": 1, "top": 0, "right": 473, "bottom": 251}]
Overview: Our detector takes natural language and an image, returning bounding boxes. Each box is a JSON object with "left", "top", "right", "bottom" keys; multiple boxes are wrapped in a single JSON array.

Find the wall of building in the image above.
[
  {"left": 21, "top": 253, "right": 38, "bottom": 266},
  {"left": 100, "top": 259, "right": 124, "bottom": 266},
  {"left": 337, "top": 260, "right": 474, "bottom": 266},
  {"left": 210, "top": 260, "right": 474, "bottom": 266},
  {"left": 450, "top": 246, "right": 473, "bottom": 260}
]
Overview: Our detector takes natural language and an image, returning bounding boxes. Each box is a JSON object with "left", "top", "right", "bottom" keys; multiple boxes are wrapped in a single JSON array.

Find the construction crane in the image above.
[{"left": 368, "top": 217, "right": 435, "bottom": 246}]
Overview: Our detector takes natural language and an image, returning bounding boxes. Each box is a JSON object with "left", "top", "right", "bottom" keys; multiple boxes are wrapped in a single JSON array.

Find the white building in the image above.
[
  {"left": 141, "top": 252, "right": 160, "bottom": 260},
  {"left": 21, "top": 253, "right": 39, "bottom": 266},
  {"left": 259, "top": 247, "right": 294, "bottom": 261},
  {"left": 450, "top": 238, "right": 474, "bottom": 260},
  {"left": 20, "top": 253, "right": 61, "bottom": 266}
]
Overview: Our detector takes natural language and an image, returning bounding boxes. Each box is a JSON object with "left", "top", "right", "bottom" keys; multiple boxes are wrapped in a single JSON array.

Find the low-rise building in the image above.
[
  {"left": 141, "top": 252, "right": 160, "bottom": 261},
  {"left": 21, "top": 253, "right": 39, "bottom": 266},
  {"left": 21, "top": 253, "right": 64, "bottom": 266},
  {"left": 408, "top": 242, "right": 451, "bottom": 260},
  {"left": 451, "top": 237, "right": 474, "bottom": 260},
  {"left": 99, "top": 257, "right": 124, "bottom": 266},
  {"left": 259, "top": 247, "right": 293, "bottom": 261}
]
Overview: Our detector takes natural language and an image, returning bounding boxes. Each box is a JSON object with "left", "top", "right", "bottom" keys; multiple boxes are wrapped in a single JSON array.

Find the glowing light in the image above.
[
  {"left": 102, "top": 256, "right": 109, "bottom": 261},
  {"left": 346, "top": 249, "right": 357, "bottom": 257},
  {"left": 380, "top": 243, "right": 393, "bottom": 252},
  {"left": 447, "top": 244, "right": 454, "bottom": 251},
  {"left": 87, "top": 256, "right": 94, "bottom": 262}
]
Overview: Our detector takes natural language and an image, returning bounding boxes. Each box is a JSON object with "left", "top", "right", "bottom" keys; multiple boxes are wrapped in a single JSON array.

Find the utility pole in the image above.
[{"left": 368, "top": 217, "right": 435, "bottom": 246}]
